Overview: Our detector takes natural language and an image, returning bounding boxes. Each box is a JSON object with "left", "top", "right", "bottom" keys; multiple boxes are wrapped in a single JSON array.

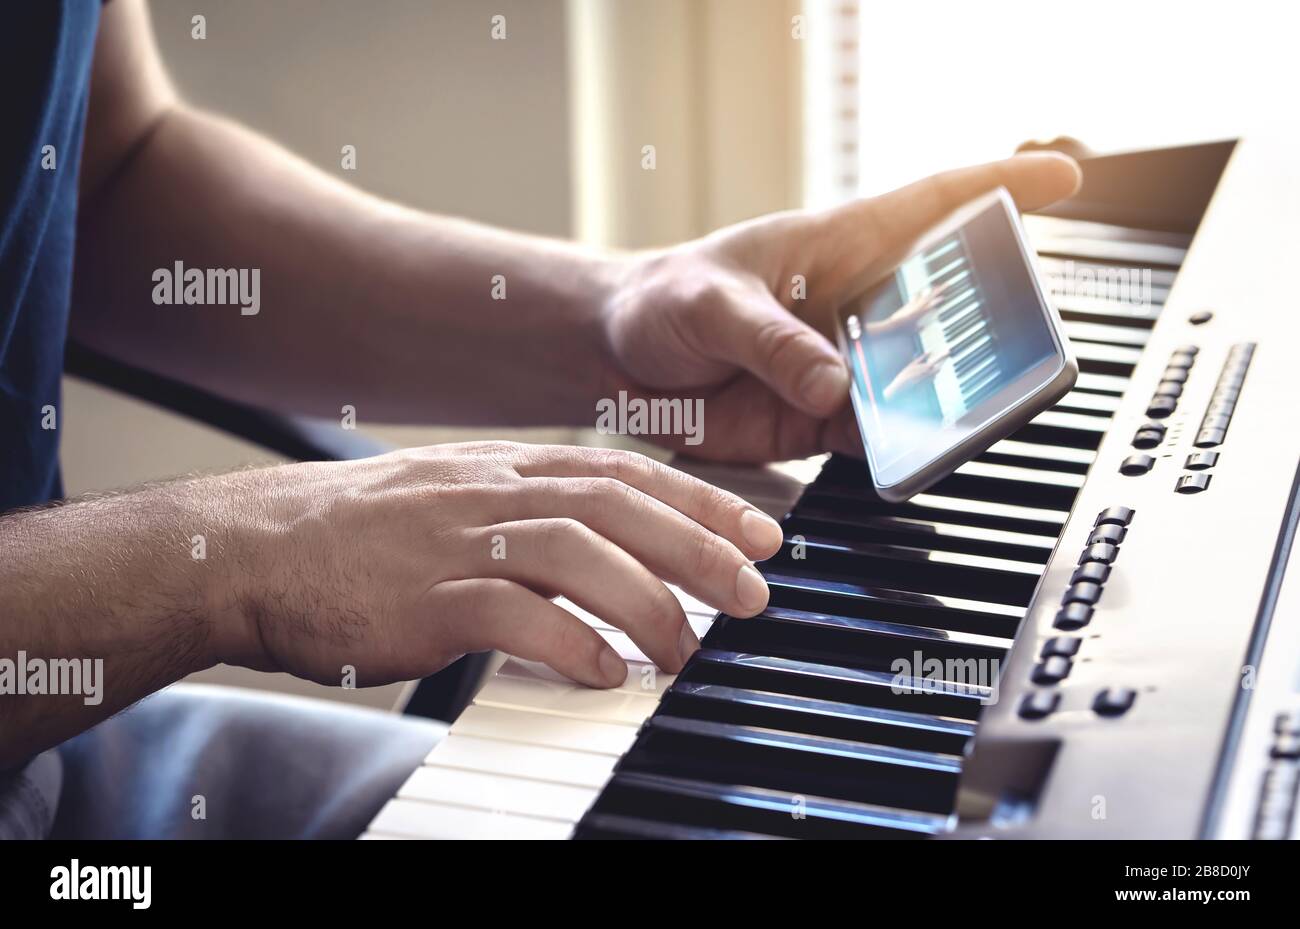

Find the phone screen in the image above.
[{"left": 838, "top": 193, "right": 1068, "bottom": 493}]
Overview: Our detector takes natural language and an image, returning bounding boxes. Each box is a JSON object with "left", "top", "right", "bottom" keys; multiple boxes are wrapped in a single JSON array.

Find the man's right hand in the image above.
[{"left": 210, "top": 442, "right": 784, "bottom": 690}]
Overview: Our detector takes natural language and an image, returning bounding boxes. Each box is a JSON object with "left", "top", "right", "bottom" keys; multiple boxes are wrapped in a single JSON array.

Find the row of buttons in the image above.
[
  {"left": 1193, "top": 341, "right": 1255, "bottom": 449},
  {"left": 1254, "top": 711, "right": 1300, "bottom": 839},
  {"left": 1019, "top": 507, "right": 1138, "bottom": 721},
  {"left": 1174, "top": 343, "right": 1255, "bottom": 495},
  {"left": 1054, "top": 506, "right": 1133, "bottom": 630},
  {"left": 1120, "top": 345, "right": 1201, "bottom": 477},
  {"left": 1144, "top": 344, "right": 1198, "bottom": 420}
]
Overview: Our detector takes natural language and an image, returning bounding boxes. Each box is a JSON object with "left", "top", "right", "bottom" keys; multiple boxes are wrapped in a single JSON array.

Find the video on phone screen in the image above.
[{"left": 842, "top": 202, "right": 1056, "bottom": 473}]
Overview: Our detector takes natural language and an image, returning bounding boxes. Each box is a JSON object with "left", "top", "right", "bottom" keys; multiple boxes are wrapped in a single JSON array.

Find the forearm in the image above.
[
  {"left": 0, "top": 479, "right": 242, "bottom": 767},
  {"left": 71, "top": 106, "right": 628, "bottom": 426}
]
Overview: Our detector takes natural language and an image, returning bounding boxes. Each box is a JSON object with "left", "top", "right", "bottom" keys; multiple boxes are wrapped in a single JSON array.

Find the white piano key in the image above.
[
  {"left": 557, "top": 595, "right": 716, "bottom": 632},
  {"left": 371, "top": 797, "right": 572, "bottom": 840},
  {"left": 450, "top": 704, "right": 638, "bottom": 756},
  {"left": 474, "top": 673, "right": 656, "bottom": 725},
  {"left": 497, "top": 655, "right": 672, "bottom": 698},
  {"left": 399, "top": 766, "right": 596, "bottom": 822},
  {"left": 427, "top": 734, "right": 616, "bottom": 788},
  {"left": 665, "top": 584, "right": 719, "bottom": 618}
]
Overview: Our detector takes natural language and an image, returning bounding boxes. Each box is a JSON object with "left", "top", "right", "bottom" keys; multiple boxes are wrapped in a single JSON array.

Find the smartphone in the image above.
[{"left": 834, "top": 186, "right": 1076, "bottom": 502}]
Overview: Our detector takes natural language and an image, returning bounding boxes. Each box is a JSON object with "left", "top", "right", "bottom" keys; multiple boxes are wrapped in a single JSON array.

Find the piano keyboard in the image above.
[
  {"left": 914, "top": 236, "right": 1003, "bottom": 419},
  {"left": 363, "top": 210, "right": 1194, "bottom": 840}
]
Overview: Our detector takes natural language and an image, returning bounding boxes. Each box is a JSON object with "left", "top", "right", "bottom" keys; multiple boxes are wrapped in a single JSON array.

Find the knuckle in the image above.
[
  {"left": 686, "top": 527, "right": 725, "bottom": 577},
  {"left": 581, "top": 476, "right": 634, "bottom": 511},
  {"left": 754, "top": 319, "right": 816, "bottom": 371},
  {"left": 646, "top": 584, "right": 684, "bottom": 631},
  {"left": 537, "top": 517, "right": 593, "bottom": 560},
  {"left": 552, "top": 619, "right": 597, "bottom": 663},
  {"left": 590, "top": 447, "right": 638, "bottom": 482}
]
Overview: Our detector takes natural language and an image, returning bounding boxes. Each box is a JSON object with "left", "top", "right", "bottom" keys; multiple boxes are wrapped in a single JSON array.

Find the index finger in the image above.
[
  {"left": 513, "top": 447, "right": 785, "bottom": 561},
  {"left": 828, "top": 152, "right": 1082, "bottom": 256}
]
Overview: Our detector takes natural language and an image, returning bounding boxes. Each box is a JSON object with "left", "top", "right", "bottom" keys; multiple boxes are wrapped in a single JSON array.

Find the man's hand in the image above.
[
  {"left": 0, "top": 442, "right": 783, "bottom": 764},
  {"left": 215, "top": 443, "right": 782, "bottom": 689},
  {"left": 601, "top": 153, "right": 1081, "bottom": 463}
]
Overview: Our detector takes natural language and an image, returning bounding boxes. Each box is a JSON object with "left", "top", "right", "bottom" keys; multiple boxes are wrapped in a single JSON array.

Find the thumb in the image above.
[{"left": 688, "top": 287, "right": 850, "bottom": 417}]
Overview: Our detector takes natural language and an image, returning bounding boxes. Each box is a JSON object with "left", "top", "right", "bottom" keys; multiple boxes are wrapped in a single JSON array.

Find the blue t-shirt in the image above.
[{"left": 0, "top": 0, "right": 101, "bottom": 513}]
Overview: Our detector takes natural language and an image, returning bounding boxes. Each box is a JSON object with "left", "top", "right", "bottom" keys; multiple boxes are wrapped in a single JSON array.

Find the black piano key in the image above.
[
  {"left": 682, "top": 649, "right": 991, "bottom": 720},
  {"left": 953, "top": 342, "right": 994, "bottom": 379},
  {"left": 1050, "top": 390, "right": 1121, "bottom": 418},
  {"left": 766, "top": 538, "right": 1039, "bottom": 606},
  {"left": 936, "top": 290, "right": 978, "bottom": 323},
  {"left": 814, "top": 459, "right": 1085, "bottom": 511},
  {"left": 660, "top": 681, "right": 976, "bottom": 754},
  {"left": 975, "top": 448, "right": 1092, "bottom": 476},
  {"left": 795, "top": 487, "right": 1066, "bottom": 540},
  {"left": 703, "top": 606, "right": 1008, "bottom": 673},
  {"left": 947, "top": 327, "right": 989, "bottom": 365},
  {"left": 617, "top": 715, "right": 962, "bottom": 813},
  {"left": 783, "top": 511, "right": 1055, "bottom": 562},
  {"left": 943, "top": 305, "right": 985, "bottom": 342},
  {"left": 916, "top": 467, "right": 1083, "bottom": 512},
  {"left": 1061, "top": 319, "right": 1151, "bottom": 348},
  {"left": 1072, "top": 343, "right": 1140, "bottom": 378},
  {"left": 763, "top": 573, "right": 1022, "bottom": 639},
  {"left": 583, "top": 772, "right": 949, "bottom": 839},
  {"left": 1010, "top": 416, "right": 1105, "bottom": 451},
  {"left": 961, "top": 369, "right": 1003, "bottom": 409}
]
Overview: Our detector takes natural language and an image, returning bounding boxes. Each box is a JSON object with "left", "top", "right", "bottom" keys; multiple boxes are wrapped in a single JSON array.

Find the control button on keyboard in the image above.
[
  {"left": 1063, "top": 581, "right": 1103, "bottom": 605},
  {"left": 1087, "top": 524, "right": 1126, "bottom": 546},
  {"left": 1271, "top": 733, "right": 1300, "bottom": 760},
  {"left": 1161, "top": 367, "right": 1189, "bottom": 384},
  {"left": 1275, "top": 711, "right": 1300, "bottom": 737},
  {"left": 1188, "top": 309, "right": 1213, "bottom": 325},
  {"left": 1032, "top": 656, "right": 1073, "bottom": 684},
  {"left": 1132, "top": 427, "right": 1165, "bottom": 450},
  {"left": 1185, "top": 451, "right": 1219, "bottom": 470},
  {"left": 1041, "top": 636, "right": 1081, "bottom": 659},
  {"left": 1119, "top": 454, "right": 1155, "bottom": 476},
  {"left": 1194, "top": 428, "right": 1226, "bottom": 448},
  {"left": 1078, "top": 543, "right": 1118, "bottom": 565},
  {"left": 1154, "top": 380, "right": 1183, "bottom": 398},
  {"left": 1146, "top": 396, "right": 1178, "bottom": 418},
  {"left": 1095, "top": 506, "right": 1135, "bottom": 527},
  {"left": 1093, "top": 688, "right": 1137, "bottom": 716},
  {"left": 1019, "top": 690, "right": 1060, "bottom": 720},
  {"left": 1167, "top": 352, "right": 1197, "bottom": 369},
  {"left": 1175, "top": 344, "right": 1200, "bottom": 356},
  {"left": 1054, "top": 603, "right": 1094, "bottom": 630},
  {"left": 1176, "top": 472, "right": 1212, "bottom": 494},
  {"left": 1071, "top": 562, "right": 1110, "bottom": 585}
]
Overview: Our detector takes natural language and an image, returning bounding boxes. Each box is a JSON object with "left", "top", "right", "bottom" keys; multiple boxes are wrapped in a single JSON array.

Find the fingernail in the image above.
[
  {"left": 599, "top": 649, "right": 627, "bottom": 686},
  {"left": 740, "top": 509, "right": 783, "bottom": 555},
  {"left": 678, "top": 623, "right": 700, "bottom": 666},
  {"left": 798, "top": 360, "right": 849, "bottom": 412},
  {"left": 736, "top": 563, "right": 770, "bottom": 614}
]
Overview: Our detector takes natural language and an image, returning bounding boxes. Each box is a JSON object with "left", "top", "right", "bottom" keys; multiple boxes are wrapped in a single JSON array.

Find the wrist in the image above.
[{"left": 182, "top": 467, "right": 284, "bottom": 672}]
